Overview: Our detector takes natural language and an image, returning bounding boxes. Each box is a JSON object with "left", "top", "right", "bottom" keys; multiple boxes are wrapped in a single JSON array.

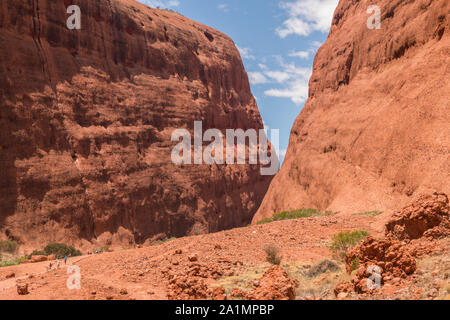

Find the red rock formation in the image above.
[
  {"left": 345, "top": 237, "right": 416, "bottom": 290},
  {"left": 0, "top": 0, "right": 272, "bottom": 247},
  {"left": 336, "top": 193, "right": 449, "bottom": 295},
  {"left": 228, "top": 266, "right": 298, "bottom": 300},
  {"left": 254, "top": 0, "right": 450, "bottom": 222},
  {"left": 246, "top": 265, "right": 297, "bottom": 300},
  {"left": 386, "top": 192, "right": 449, "bottom": 240},
  {"left": 167, "top": 275, "right": 209, "bottom": 300}
]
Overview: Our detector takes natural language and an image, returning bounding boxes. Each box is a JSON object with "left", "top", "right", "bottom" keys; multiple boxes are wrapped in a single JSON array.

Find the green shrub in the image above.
[
  {"left": 0, "top": 260, "right": 17, "bottom": 267},
  {"left": 330, "top": 230, "right": 369, "bottom": 260},
  {"left": 257, "top": 208, "right": 334, "bottom": 224},
  {"left": 0, "top": 256, "right": 29, "bottom": 268},
  {"left": 0, "top": 240, "right": 19, "bottom": 253},
  {"left": 264, "top": 245, "right": 282, "bottom": 265},
  {"left": 42, "top": 243, "right": 82, "bottom": 259}
]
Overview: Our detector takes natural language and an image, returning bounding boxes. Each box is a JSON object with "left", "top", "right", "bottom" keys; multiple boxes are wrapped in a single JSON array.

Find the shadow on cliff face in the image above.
[{"left": 0, "top": 95, "right": 18, "bottom": 238}]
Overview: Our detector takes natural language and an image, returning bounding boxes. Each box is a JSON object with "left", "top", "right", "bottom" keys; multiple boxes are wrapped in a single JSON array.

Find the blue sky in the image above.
[{"left": 138, "top": 0, "right": 339, "bottom": 161}]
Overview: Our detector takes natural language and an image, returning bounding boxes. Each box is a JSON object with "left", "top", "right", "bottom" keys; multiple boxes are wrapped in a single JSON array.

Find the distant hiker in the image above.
[
  {"left": 56, "top": 260, "right": 61, "bottom": 269},
  {"left": 64, "top": 256, "right": 67, "bottom": 264},
  {"left": 48, "top": 261, "right": 53, "bottom": 270}
]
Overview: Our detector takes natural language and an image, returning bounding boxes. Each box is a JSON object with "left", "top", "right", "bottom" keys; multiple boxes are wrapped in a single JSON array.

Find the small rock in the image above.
[
  {"left": 120, "top": 288, "right": 128, "bottom": 295},
  {"left": 17, "top": 283, "right": 29, "bottom": 295},
  {"left": 428, "top": 288, "right": 439, "bottom": 298},
  {"left": 188, "top": 254, "right": 198, "bottom": 262},
  {"left": 5, "top": 272, "right": 15, "bottom": 279},
  {"left": 337, "top": 292, "right": 348, "bottom": 300}
]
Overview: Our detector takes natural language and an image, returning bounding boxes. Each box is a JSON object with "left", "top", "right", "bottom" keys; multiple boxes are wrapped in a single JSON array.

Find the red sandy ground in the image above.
[{"left": 0, "top": 213, "right": 379, "bottom": 300}]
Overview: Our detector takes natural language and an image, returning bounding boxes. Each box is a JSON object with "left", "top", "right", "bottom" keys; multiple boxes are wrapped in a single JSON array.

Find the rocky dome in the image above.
[
  {"left": 0, "top": 0, "right": 272, "bottom": 248},
  {"left": 254, "top": 0, "right": 450, "bottom": 222}
]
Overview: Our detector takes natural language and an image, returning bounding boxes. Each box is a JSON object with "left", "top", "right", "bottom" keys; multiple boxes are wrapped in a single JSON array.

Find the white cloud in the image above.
[
  {"left": 248, "top": 56, "right": 312, "bottom": 105},
  {"left": 289, "top": 41, "right": 323, "bottom": 59},
  {"left": 265, "top": 71, "right": 291, "bottom": 83},
  {"left": 276, "top": 0, "right": 339, "bottom": 38},
  {"left": 217, "top": 4, "right": 229, "bottom": 12},
  {"left": 141, "top": 0, "right": 180, "bottom": 8},
  {"left": 237, "top": 45, "right": 256, "bottom": 60},
  {"left": 248, "top": 72, "right": 269, "bottom": 85},
  {"left": 264, "top": 61, "right": 312, "bottom": 105},
  {"left": 289, "top": 50, "right": 310, "bottom": 59},
  {"left": 258, "top": 63, "right": 269, "bottom": 70}
]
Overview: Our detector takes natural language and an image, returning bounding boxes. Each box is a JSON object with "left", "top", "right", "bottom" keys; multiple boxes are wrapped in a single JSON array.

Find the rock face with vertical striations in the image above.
[
  {"left": 254, "top": 0, "right": 449, "bottom": 222},
  {"left": 0, "top": 0, "right": 272, "bottom": 247}
]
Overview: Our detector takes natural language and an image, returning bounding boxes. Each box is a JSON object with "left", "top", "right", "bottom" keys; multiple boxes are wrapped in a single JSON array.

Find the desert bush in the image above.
[
  {"left": 0, "top": 240, "right": 19, "bottom": 253},
  {"left": 0, "top": 256, "right": 28, "bottom": 268},
  {"left": 306, "top": 259, "right": 340, "bottom": 278},
  {"left": 264, "top": 245, "right": 282, "bottom": 265},
  {"left": 330, "top": 230, "right": 369, "bottom": 260},
  {"left": 0, "top": 259, "right": 17, "bottom": 267},
  {"left": 257, "top": 209, "right": 334, "bottom": 225}
]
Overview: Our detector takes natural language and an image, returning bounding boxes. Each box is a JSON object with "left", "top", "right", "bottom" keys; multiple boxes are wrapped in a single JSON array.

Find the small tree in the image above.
[{"left": 43, "top": 243, "right": 82, "bottom": 259}]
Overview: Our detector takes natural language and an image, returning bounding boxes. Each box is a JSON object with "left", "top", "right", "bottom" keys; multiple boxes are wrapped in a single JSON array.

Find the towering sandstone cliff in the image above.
[
  {"left": 254, "top": 0, "right": 449, "bottom": 222},
  {"left": 0, "top": 0, "right": 272, "bottom": 247}
]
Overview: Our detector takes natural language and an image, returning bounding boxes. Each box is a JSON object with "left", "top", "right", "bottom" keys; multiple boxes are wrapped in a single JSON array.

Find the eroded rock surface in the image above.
[
  {"left": 0, "top": 0, "right": 272, "bottom": 247},
  {"left": 336, "top": 193, "right": 449, "bottom": 296},
  {"left": 254, "top": 0, "right": 450, "bottom": 221},
  {"left": 386, "top": 192, "right": 450, "bottom": 240}
]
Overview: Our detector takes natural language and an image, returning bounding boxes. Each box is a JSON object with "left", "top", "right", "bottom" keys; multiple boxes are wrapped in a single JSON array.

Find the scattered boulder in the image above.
[
  {"left": 335, "top": 193, "right": 449, "bottom": 296},
  {"left": 345, "top": 237, "right": 416, "bottom": 277},
  {"left": 246, "top": 266, "right": 298, "bottom": 300},
  {"left": 5, "top": 272, "right": 15, "bottom": 279},
  {"left": 334, "top": 281, "right": 353, "bottom": 296},
  {"left": 386, "top": 193, "right": 449, "bottom": 241},
  {"left": 210, "top": 286, "right": 227, "bottom": 300},
  {"left": 167, "top": 275, "right": 209, "bottom": 300},
  {"left": 344, "top": 237, "right": 416, "bottom": 293},
  {"left": 17, "top": 283, "right": 29, "bottom": 295},
  {"left": 120, "top": 288, "right": 128, "bottom": 295},
  {"left": 30, "top": 255, "right": 48, "bottom": 263},
  {"left": 188, "top": 254, "right": 198, "bottom": 262}
]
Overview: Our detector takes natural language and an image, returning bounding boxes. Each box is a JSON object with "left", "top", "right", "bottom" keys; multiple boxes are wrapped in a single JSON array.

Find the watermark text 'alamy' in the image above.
[{"left": 171, "top": 121, "right": 280, "bottom": 176}]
